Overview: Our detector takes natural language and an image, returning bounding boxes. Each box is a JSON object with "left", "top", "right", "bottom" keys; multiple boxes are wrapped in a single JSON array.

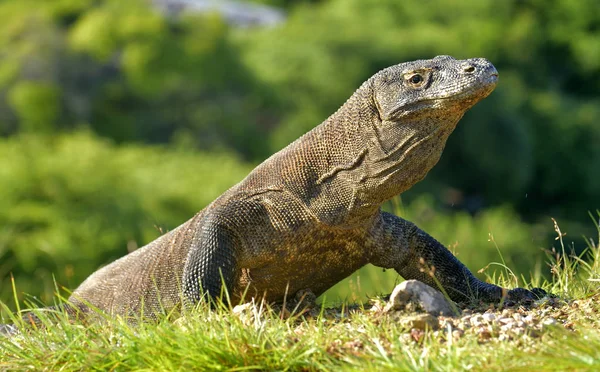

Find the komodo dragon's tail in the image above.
[
  {"left": 0, "top": 322, "right": 19, "bottom": 336},
  {"left": 0, "top": 324, "right": 19, "bottom": 336},
  {"left": 0, "top": 304, "right": 80, "bottom": 337}
]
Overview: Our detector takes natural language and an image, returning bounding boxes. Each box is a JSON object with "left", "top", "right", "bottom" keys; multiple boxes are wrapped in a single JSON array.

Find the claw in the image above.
[
  {"left": 506, "top": 287, "right": 548, "bottom": 302},
  {"left": 530, "top": 287, "right": 548, "bottom": 299}
]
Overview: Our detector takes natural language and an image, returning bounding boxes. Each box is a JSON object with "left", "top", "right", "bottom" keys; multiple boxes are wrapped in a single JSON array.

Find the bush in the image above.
[{"left": 0, "top": 132, "right": 251, "bottom": 308}]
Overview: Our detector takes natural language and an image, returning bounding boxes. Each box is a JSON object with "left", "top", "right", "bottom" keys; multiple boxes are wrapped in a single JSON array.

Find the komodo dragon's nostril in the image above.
[{"left": 463, "top": 65, "right": 476, "bottom": 73}]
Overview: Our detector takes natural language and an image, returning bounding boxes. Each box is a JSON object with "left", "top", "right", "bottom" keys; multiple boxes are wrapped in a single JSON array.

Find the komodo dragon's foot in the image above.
[{"left": 506, "top": 287, "right": 552, "bottom": 304}]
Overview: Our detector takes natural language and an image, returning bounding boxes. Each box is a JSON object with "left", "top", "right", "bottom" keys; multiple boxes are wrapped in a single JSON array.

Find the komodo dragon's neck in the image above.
[{"left": 240, "top": 76, "right": 465, "bottom": 227}]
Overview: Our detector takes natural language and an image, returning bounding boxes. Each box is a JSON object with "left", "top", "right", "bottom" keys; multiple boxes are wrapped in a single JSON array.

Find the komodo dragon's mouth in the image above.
[{"left": 387, "top": 79, "right": 498, "bottom": 120}]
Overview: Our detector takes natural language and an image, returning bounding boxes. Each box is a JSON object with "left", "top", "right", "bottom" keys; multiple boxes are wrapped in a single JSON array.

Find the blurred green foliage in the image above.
[
  {"left": 0, "top": 132, "right": 251, "bottom": 307},
  {"left": 0, "top": 0, "right": 598, "bottom": 307},
  {"left": 0, "top": 0, "right": 279, "bottom": 159}
]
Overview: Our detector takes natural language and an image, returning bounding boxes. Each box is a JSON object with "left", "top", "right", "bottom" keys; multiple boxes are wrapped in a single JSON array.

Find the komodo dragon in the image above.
[{"left": 2, "top": 56, "right": 544, "bottom": 332}]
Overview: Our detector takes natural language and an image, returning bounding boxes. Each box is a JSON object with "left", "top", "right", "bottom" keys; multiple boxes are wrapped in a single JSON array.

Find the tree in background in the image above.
[{"left": 0, "top": 0, "right": 279, "bottom": 160}]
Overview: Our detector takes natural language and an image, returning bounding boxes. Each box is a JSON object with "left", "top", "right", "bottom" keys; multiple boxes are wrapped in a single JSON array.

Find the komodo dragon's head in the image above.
[
  {"left": 372, "top": 55, "right": 498, "bottom": 124},
  {"left": 357, "top": 55, "right": 498, "bottom": 202},
  {"left": 253, "top": 56, "right": 498, "bottom": 224}
]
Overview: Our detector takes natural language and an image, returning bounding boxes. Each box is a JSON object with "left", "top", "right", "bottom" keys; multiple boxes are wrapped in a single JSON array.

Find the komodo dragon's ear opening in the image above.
[
  {"left": 370, "top": 68, "right": 435, "bottom": 122},
  {"left": 371, "top": 85, "right": 384, "bottom": 123},
  {"left": 371, "top": 73, "right": 405, "bottom": 122}
]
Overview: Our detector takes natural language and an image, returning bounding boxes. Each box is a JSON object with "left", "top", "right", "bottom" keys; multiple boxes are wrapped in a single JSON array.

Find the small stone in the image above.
[
  {"left": 513, "top": 327, "right": 525, "bottom": 336},
  {"left": 232, "top": 302, "right": 256, "bottom": 326},
  {"left": 440, "top": 318, "right": 455, "bottom": 329},
  {"left": 232, "top": 302, "right": 253, "bottom": 314},
  {"left": 293, "top": 325, "right": 306, "bottom": 336},
  {"left": 499, "top": 333, "right": 511, "bottom": 341},
  {"left": 410, "top": 328, "right": 426, "bottom": 342},
  {"left": 343, "top": 339, "right": 364, "bottom": 354},
  {"left": 400, "top": 314, "right": 440, "bottom": 331},
  {"left": 478, "top": 329, "right": 492, "bottom": 340},
  {"left": 482, "top": 313, "right": 496, "bottom": 322},
  {"left": 456, "top": 319, "right": 469, "bottom": 330},
  {"left": 452, "top": 329, "right": 464, "bottom": 339},
  {"left": 542, "top": 317, "right": 558, "bottom": 326},
  {"left": 399, "top": 333, "right": 413, "bottom": 343},
  {"left": 512, "top": 313, "right": 523, "bottom": 321},
  {"left": 173, "top": 317, "right": 191, "bottom": 332},
  {"left": 470, "top": 315, "right": 484, "bottom": 327},
  {"left": 369, "top": 298, "right": 387, "bottom": 313},
  {"left": 498, "top": 317, "right": 514, "bottom": 325},
  {"left": 460, "top": 314, "right": 472, "bottom": 322}
]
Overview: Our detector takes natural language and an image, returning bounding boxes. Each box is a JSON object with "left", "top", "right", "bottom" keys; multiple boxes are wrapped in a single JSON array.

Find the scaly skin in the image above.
[{"left": 3, "top": 56, "right": 544, "bottom": 328}]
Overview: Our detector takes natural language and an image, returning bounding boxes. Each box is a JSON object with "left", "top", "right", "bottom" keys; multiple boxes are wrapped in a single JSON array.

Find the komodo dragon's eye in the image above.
[
  {"left": 410, "top": 74, "right": 423, "bottom": 84},
  {"left": 406, "top": 73, "right": 425, "bottom": 87}
]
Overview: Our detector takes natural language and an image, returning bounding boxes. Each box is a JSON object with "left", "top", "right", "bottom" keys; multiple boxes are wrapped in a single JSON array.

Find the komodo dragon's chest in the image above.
[
  {"left": 232, "top": 220, "right": 375, "bottom": 302},
  {"left": 210, "top": 187, "right": 376, "bottom": 302}
]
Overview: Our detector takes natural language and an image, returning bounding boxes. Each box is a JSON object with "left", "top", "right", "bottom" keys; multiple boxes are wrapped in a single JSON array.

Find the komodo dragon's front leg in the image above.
[
  {"left": 181, "top": 216, "right": 240, "bottom": 303},
  {"left": 369, "top": 212, "right": 543, "bottom": 303}
]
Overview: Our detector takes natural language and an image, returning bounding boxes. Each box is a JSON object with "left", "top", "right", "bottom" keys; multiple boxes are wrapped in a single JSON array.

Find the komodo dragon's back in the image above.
[{"left": 5, "top": 56, "right": 545, "bottom": 327}]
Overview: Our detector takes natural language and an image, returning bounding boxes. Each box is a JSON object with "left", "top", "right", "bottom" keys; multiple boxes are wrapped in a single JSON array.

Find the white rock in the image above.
[
  {"left": 482, "top": 313, "right": 496, "bottom": 322},
  {"left": 384, "top": 280, "right": 456, "bottom": 316},
  {"left": 542, "top": 317, "right": 558, "bottom": 326},
  {"left": 470, "top": 315, "right": 484, "bottom": 327}
]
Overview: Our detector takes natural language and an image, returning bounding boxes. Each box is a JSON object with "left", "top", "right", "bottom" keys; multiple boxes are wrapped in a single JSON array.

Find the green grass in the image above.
[
  {"left": 1, "top": 294, "right": 599, "bottom": 371},
  {"left": 1, "top": 216, "right": 600, "bottom": 370}
]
